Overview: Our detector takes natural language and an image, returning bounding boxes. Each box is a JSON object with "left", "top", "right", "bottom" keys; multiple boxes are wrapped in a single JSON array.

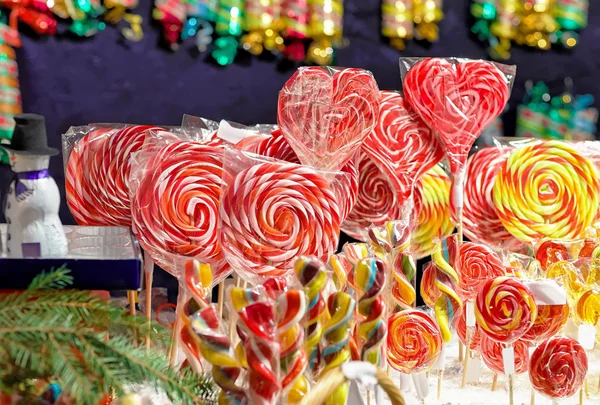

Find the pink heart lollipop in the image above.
[
  {"left": 402, "top": 58, "right": 512, "bottom": 175},
  {"left": 362, "top": 90, "right": 443, "bottom": 198},
  {"left": 278, "top": 66, "right": 380, "bottom": 172}
]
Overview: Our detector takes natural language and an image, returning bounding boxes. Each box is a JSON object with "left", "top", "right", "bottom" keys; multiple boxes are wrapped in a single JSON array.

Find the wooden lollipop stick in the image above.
[
  {"left": 459, "top": 341, "right": 464, "bottom": 362},
  {"left": 437, "top": 370, "right": 443, "bottom": 399},
  {"left": 530, "top": 387, "right": 535, "bottom": 405},
  {"left": 143, "top": 253, "right": 154, "bottom": 350},
  {"left": 127, "top": 291, "right": 136, "bottom": 316},
  {"left": 508, "top": 374, "right": 514, "bottom": 405},
  {"left": 491, "top": 374, "right": 498, "bottom": 392},
  {"left": 461, "top": 333, "right": 471, "bottom": 387},
  {"left": 217, "top": 280, "right": 225, "bottom": 320}
]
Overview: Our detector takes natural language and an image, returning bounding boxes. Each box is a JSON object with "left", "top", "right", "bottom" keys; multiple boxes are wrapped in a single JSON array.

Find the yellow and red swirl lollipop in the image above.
[
  {"left": 387, "top": 309, "right": 442, "bottom": 374},
  {"left": 456, "top": 242, "right": 506, "bottom": 300},
  {"left": 475, "top": 276, "right": 537, "bottom": 343},
  {"left": 493, "top": 140, "right": 600, "bottom": 243},
  {"left": 412, "top": 164, "right": 454, "bottom": 259}
]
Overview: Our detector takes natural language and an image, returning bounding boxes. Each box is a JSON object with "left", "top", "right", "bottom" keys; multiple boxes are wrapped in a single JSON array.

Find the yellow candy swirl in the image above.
[
  {"left": 576, "top": 289, "right": 600, "bottom": 325},
  {"left": 430, "top": 243, "right": 462, "bottom": 342},
  {"left": 321, "top": 292, "right": 356, "bottom": 405},
  {"left": 493, "top": 140, "right": 600, "bottom": 243}
]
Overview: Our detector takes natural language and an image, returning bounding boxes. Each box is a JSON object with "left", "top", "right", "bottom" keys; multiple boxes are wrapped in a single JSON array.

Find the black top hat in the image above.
[{"left": 3, "top": 113, "right": 58, "bottom": 156}]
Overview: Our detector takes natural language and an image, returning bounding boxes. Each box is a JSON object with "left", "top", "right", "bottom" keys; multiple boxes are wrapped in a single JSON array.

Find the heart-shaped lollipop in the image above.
[
  {"left": 403, "top": 58, "right": 512, "bottom": 175},
  {"left": 278, "top": 66, "right": 380, "bottom": 171},
  {"left": 362, "top": 90, "right": 444, "bottom": 199}
]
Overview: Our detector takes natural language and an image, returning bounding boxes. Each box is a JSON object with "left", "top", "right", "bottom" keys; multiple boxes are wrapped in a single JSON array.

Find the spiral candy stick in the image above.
[
  {"left": 274, "top": 290, "right": 309, "bottom": 404},
  {"left": 428, "top": 247, "right": 462, "bottom": 343},
  {"left": 238, "top": 301, "right": 281, "bottom": 405},
  {"left": 295, "top": 256, "right": 328, "bottom": 376},
  {"left": 354, "top": 258, "right": 387, "bottom": 367},
  {"left": 320, "top": 292, "right": 356, "bottom": 405}
]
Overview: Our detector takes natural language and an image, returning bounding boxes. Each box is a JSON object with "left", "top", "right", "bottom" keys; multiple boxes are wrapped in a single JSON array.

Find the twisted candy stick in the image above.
[
  {"left": 321, "top": 292, "right": 356, "bottom": 405},
  {"left": 238, "top": 301, "right": 281, "bottom": 405},
  {"left": 342, "top": 151, "right": 402, "bottom": 241},
  {"left": 387, "top": 309, "right": 442, "bottom": 374},
  {"left": 277, "top": 290, "right": 309, "bottom": 403},
  {"left": 295, "top": 256, "right": 328, "bottom": 375},
  {"left": 475, "top": 276, "right": 537, "bottom": 343},
  {"left": 220, "top": 161, "right": 342, "bottom": 281},
  {"left": 493, "top": 140, "right": 600, "bottom": 243},
  {"left": 449, "top": 146, "right": 519, "bottom": 249},
  {"left": 456, "top": 242, "right": 506, "bottom": 300},
  {"left": 362, "top": 90, "right": 443, "bottom": 200},
  {"left": 131, "top": 141, "right": 229, "bottom": 280},
  {"left": 327, "top": 253, "right": 352, "bottom": 293},
  {"left": 480, "top": 335, "right": 530, "bottom": 374},
  {"left": 277, "top": 67, "right": 380, "bottom": 172},
  {"left": 412, "top": 164, "right": 454, "bottom": 259},
  {"left": 354, "top": 258, "right": 387, "bottom": 367},
  {"left": 529, "top": 337, "right": 588, "bottom": 399},
  {"left": 403, "top": 58, "right": 511, "bottom": 175},
  {"left": 65, "top": 125, "right": 163, "bottom": 226},
  {"left": 425, "top": 249, "right": 462, "bottom": 343}
]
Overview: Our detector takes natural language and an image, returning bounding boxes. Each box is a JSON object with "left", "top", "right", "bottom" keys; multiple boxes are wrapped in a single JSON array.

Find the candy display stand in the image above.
[{"left": 0, "top": 224, "right": 142, "bottom": 291}]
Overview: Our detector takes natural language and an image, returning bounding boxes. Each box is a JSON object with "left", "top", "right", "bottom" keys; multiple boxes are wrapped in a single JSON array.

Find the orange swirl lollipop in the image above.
[
  {"left": 456, "top": 242, "right": 506, "bottom": 300},
  {"left": 480, "top": 335, "right": 530, "bottom": 374},
  {"left": 475, "top": 276, "right": 537, "bottom": 343},
  {"left": 493, "top": 140, "right": 600, "bottom": 243},
  {"left": 576, "top": 289, "right": 600, "bottom": 325},
  {"left": 412, "top": 164, "right": 454, "bottom": 259},
  {"left": 387, "top": 309, "right": 442, "bottom": 374},
  {"left": 536, "top": 240, "right": 570, "bottom": 272}
]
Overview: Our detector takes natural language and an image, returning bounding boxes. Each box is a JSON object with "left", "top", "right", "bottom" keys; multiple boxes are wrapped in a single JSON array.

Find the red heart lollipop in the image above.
[
  {"left": 278, "top": 66, "right": 380, "bottom": 172},
  {"left": 403, "top": 58, "right": 512, "bottom": 175},
  {"left": 362, "top": 90, "right": 444, "bottom": 199}
]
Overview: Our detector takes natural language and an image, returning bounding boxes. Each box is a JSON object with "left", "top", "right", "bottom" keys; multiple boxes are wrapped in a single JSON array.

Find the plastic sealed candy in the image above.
[
  {"left": 320, "top": 292, "right": 356, "bottom": 404},
  {"left": 475, "top": 276, "right": 537, "bottom": 343},
  {"left": 536, "top": 240, "right": 570, "bottom": 272},
  {"left": 400, "top": 57, "right": 515, "bottom": 176},
  {"left": 576, "top": 289, "right": 600, "bottom": 325},
  {"left": 449, "top": 146, "right": 520, "bottom": 250},
  {"left": 220, "top": 149, "right": 349, "bottom": 283},
  {"left": 522, "top": 302, "right": 569, "bottom": 343},
  {"left": 278, "top": 66, "right": 380, "bottom": 172},
  {"left": 545, "top": 260, "right": 587, "bottom": 300},
  {"left": 480, "top": 335, "right": 530, "bottom": 374},
  {"left": 354, "top": 257, "right": 387, "bottom": 367},
  {"left": 130, "top": 136, "right": 230, "bottom": 282},
  {"left": 362, "top": 90, "right": 443, "bottom": 202},
  {"left": 453, "top": 305, "right": 482, "bottom": 351},
  {"left": 493, "top": 140, "right": 600, "bottom": 243},
  {"left": 529, "top": 336, "right": 588, "bottom": 399},
  {"left": 387, "top": 309, "right": 442, "bottom": 374},
  {"left": 63, "top": 124, "right": 164, "bottom": 227},
  {"left": 456, "top": 242, "right": 506, "bottom": 300},
  {"left": 412, "top": 164, "right": 454, "bottom": 259}
]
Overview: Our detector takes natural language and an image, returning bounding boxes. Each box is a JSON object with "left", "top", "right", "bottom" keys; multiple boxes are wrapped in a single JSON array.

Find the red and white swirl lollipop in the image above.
[
  {"left": 480, "top": 335, "right": 530, "bottom": 374},
  {"left": 131, "top": 141, "right": 229, "bottom": 282},
  {"left": 529, "top": 337, "right": 588, "bottom": 399},
  {"left": 342, "top": 152, "right": 402, "bottom": 241},
  {"left": 402, "top": 58, "right": 512, "bottom": 176},
  {"left": 278, "top": 67, "right": 380, "bottom": 172},
  {"left": 362, "top": 90, "right": 444, "bottom": 199},
  {"left": 220, "top": 160, "right": 342, "bottom": 282},
  {"left": 456, "top": 242, "right": 506, "bottom": 300},
  {"left": 66, "top": 125, "right": 163, "bottom": 226},
  {"left": 449, "top": 146, "right": 520, "bottom": 249}
]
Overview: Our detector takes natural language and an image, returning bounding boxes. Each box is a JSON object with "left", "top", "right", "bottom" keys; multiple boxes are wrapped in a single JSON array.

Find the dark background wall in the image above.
[{"left": 12, "top": 0, "right": 600, "bottom": 225}]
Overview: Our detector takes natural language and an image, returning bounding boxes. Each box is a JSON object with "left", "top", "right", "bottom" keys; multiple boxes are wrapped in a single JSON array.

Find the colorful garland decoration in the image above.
[
  {"left": 381, "top": 0, "right": 443, "bottom": 50},
  {"left": 471, "top": 0, "right": 589, "bottom": 59}
]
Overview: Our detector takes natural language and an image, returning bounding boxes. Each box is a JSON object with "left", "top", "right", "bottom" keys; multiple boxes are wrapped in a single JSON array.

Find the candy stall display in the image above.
[{"left": 47, "top": 57, "right": 600, "bottom": 405}]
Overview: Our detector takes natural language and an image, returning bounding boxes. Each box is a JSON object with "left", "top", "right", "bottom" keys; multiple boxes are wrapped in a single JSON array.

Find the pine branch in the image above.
[{"left": 27, "top": 264, "right": 73, "bottom": 290}]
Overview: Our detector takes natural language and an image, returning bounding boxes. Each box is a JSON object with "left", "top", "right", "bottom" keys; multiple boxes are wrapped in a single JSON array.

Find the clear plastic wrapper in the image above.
[
  {"left": 400, "top": 57, "right": 515, "bottom": 246},
  {"left": 399, "top": 57, "right": 515, "bottom": 177},
  {"left": 62, "top": 124, "right": 164, "bottom": 227},
  {"left": 181, "top": 114, "right": 220, "bottom": 139},
  {"left": 129, "top": 129, "right": 230, "bottom": 283},
  {"left": 529, "top": 336, "right": 588, "bottom": 399},
  {"left": 277, "top": 66, "right": 380, "bottom": 172},
  {"left": 219, "top": 149, "right": 350, "bottom": 284}
]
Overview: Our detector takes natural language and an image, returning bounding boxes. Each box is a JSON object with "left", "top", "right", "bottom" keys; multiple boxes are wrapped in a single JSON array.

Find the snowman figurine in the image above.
[{"left": 3, "top": 114, "right": 67, "bottom": 257}]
